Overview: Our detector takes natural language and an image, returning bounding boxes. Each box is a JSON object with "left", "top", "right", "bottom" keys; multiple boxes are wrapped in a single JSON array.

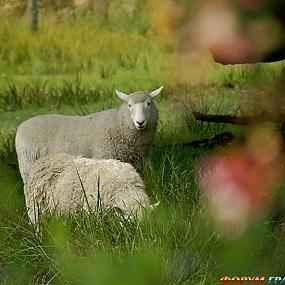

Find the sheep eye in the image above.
[
  {"left": 147, "top": 102, "right": 151, "bottom": 106},
  {"left": 128, "top": 104, "right": 131, "bottom": 107}
]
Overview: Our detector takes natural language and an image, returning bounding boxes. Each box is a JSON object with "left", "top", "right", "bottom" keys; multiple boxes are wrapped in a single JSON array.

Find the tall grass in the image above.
[
  {"left": 0, "top": 75, "right": 111, "bottom": 112},
  {"left": 0, "top": 12, "right": 158, "bottom": 75}
]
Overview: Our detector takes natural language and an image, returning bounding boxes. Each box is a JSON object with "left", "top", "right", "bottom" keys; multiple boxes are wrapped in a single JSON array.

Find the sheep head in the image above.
[{"left": 116, "top": 86, "right": 163, "bottom": 130}]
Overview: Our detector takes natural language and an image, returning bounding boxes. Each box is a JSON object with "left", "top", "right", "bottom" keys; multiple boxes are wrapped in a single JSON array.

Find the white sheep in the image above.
[
  {"left": 24, "top": 153, "right": 157, "bottom": 224},
  {"left": 15, "top": 87, "right": 163, "bottom": 183}
]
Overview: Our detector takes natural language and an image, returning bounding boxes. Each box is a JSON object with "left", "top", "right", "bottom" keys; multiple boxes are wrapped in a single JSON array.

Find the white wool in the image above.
[{"left": 24, "top": 153, "right": 151, "bottom": 224}]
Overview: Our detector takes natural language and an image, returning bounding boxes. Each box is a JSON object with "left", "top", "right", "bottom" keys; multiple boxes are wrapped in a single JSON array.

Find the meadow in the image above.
[{"left": 1, "top": 6, "right": 285, "bottom": 284}]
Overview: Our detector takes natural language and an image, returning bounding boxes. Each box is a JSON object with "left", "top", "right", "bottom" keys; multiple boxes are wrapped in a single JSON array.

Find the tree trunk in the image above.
[
  {"left": 28, "top": 0, "right": 38, "bottom": 33},
  {"left": 95, "top": 0, "right": 101, "bottom": 10}
]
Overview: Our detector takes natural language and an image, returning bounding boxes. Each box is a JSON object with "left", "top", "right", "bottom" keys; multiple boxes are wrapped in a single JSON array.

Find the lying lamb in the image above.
[
  {"left": 24, "top": 153, "right": 157, "bottom": 224},
  {"left": 16, "top": 86, "right": 163, "bottom": 183}
]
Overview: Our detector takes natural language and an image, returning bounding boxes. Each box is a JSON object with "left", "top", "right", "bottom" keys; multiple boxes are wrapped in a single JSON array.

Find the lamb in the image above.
[
  {"left": 15, "top": 86, "right": 163, "bottom": 183},
  {"left": 24, "top": 153, "right": 157, "bottom": 224}
]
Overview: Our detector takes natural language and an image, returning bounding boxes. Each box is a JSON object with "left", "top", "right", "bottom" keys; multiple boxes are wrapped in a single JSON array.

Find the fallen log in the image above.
[{"left": 192, "top": 111, "right": 284, "bottom": 125}]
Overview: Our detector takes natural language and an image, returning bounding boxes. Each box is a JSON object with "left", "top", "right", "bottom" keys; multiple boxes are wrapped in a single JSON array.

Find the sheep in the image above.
[
  {"left": 15, "top": 86, "right": 163, "bottom": 183},
  {"left": 24, "top": 153, "right": 157, "bottom": 224}
]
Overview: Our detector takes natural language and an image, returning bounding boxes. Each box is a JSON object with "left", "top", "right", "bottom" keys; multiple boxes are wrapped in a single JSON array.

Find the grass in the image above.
[
  {"left": 1, "top": 6, "right": 285, "bottom": 284},
  {"left": 1, "top": 85, "right": 284, "bottom": 283},
  {"left": 0, "top": 136, "right": 221, "bottom": 284}
]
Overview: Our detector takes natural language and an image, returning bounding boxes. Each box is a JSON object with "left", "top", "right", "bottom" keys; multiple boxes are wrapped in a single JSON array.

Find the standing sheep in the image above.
[
  {"left": 24, "top": 153, "right": 156, "bottom": 224},
  {"left": 15, "top": 87, "right": 163, "bottom": 183}
]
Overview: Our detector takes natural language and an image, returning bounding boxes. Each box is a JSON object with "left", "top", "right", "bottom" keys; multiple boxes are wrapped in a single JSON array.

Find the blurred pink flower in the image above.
[
  {"left": 209, "top": 37, "right": 256, "bottom": 64},
  {"left": 180, "top": 1, "right": 283, "bottom": 64},
  {"left": 198, "top": 130, "right": 282, "bottom": 234}
]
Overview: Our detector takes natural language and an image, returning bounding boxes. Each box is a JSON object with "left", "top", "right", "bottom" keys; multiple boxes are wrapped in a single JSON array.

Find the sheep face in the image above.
[{"left": 116, "top": 86, "right": 163, "bottom": 130}]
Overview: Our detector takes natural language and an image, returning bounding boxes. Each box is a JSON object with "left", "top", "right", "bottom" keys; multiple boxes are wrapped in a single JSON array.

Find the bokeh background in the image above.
[{"left": 1, "top": 0, "right": 285, "bottom": 284}]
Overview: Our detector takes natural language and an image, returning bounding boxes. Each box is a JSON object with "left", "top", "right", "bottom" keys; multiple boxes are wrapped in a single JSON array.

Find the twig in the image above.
[
  {"left": 158, "top": 132, "right": 235, "bottom": 149},
  {"left": 182, "top": 132, "right": 235, "bottom": 149}
]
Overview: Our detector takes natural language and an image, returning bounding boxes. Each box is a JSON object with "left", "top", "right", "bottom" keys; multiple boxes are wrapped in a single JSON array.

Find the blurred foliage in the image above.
[{"left": 0, "top": 14, "right": 155, "bottom": 74}]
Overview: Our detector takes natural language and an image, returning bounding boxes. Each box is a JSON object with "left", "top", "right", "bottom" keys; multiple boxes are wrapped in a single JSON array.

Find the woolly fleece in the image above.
[
  {"left": 16, "top": 91, "right": 159, "bottom": 182},
  {"left": 24, "top": 153, "right": 150, "bottom": 224}
]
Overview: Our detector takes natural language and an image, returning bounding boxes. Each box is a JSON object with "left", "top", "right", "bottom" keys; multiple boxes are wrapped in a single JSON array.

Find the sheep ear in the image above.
[
  {"left": 116, "top": 90, "right": 129, "bottom": 102},
  {"left": 150, "top": 86, "right": 163, "bottom": 99}
]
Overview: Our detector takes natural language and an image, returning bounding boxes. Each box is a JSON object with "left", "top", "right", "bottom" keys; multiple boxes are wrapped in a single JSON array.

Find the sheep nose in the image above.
[{"left": 136, "top": 121, "right": 145, "bottom": 126}]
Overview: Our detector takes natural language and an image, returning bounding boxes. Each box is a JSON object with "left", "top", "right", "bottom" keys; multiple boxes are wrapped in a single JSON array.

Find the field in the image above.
[{"left": 1, "top": 6, "right": 285, "bottom": 285}]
